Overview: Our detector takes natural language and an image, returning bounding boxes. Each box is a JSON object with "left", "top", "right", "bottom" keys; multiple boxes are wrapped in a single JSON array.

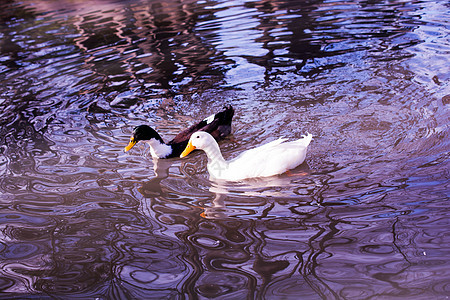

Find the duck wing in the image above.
[
  {"left": 226, "top": 134, "right": 312, "bottom": 179},
  {"left": 170, "top": 105, "right": 234, "bottom": 145},
  {"left": 168, "top": 106, "right": 234, "bottom": 157},
  {"left": 231, "top": 137, "right": 288, "bottom": 162}
]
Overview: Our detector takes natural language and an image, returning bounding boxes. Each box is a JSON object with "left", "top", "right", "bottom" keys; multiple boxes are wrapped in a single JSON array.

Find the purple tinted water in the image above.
[{"left": 0, "top": 0, "right": 448, "bottom": 298}]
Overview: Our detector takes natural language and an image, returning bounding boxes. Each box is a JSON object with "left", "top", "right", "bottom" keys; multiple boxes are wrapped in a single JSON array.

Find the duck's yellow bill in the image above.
[
  {"left": 124, "top": 138, "right": 136, "bottom": 152},
  {"left": 180, "top": 141, "right": 196, "bottom": 158}
]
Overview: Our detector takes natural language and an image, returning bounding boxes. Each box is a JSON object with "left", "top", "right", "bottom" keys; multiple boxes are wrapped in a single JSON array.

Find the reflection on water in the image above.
[{"left": 0, "top": 0, "right": 449, "bottom": 298}]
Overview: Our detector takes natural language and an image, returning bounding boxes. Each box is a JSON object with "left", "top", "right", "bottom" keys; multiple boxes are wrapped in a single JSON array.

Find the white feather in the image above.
[
  {"left": 184, "top": 132, "right": 313, "bottom": 181},
  {"left": 146, "top": 139, "right": 173, "bottom": 158},
  {"left": 203, "top": 114, "right": 215, "bottom": 124}
]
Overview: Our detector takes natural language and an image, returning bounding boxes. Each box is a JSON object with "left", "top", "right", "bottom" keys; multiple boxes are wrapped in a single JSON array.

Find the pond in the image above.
[{"left": 0, "top": 0, "right": 449, "bottom": 298}]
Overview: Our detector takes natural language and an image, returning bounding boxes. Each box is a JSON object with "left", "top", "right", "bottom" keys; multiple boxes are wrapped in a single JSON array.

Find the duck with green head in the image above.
[{"left": 124, "top": 105, "right": 234, "bottom": 159}]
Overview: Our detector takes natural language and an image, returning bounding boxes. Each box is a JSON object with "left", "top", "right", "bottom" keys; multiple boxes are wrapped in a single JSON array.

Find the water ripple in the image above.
[{"left": 0, "top": 0, "right": 448, "bottom": 298}]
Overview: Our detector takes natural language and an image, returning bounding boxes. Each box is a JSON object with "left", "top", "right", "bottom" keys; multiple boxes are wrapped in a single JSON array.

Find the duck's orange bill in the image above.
[
  {"left": 124, "top": 137, "right": 136, "bottom": 152},
  {"left": 180, "top": 141, "right": 196, "bottom": 158}
]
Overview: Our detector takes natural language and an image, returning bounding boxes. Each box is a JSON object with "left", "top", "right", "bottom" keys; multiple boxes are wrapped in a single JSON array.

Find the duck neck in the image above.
[
  {"left": 146, "top": 138, "right": 173, "bottom": 158},
  {"left": 202, "top": 143, "right": 228, "bottom": 178}
]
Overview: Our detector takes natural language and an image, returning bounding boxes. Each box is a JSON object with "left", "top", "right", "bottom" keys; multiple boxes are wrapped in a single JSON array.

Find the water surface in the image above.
[{"left": 0, "top": 0, "right": 449, "bottom": 298}]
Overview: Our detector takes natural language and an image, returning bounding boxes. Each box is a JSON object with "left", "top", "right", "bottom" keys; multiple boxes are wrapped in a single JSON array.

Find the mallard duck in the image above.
[
  {"left": 124, "top": 105, "right": 234, "bottom": 159},
  {"left": 180, "top": 131, "right": 312, "bottom": 181}
]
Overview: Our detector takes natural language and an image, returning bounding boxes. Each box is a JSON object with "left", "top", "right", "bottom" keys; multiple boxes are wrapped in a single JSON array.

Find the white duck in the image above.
[{"left": 180, "top": 131, "right": 312, "bottom": 181}]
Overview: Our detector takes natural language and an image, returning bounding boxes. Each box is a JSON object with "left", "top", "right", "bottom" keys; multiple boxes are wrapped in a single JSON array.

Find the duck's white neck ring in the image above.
[{"left": 146, "top": 138, "right": 173, "bottom": 158}]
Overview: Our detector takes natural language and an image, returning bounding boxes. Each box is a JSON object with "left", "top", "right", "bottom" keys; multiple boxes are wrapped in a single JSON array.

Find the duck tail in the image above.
[
  {"left": 217, "top": 105, "right": 234, "bottom": 125},
  {"left": 205, "top": 105, "right": 234, "bottom": 125},
  {"left": 295, "top": 132, "right": 313, "bottom": 147}
]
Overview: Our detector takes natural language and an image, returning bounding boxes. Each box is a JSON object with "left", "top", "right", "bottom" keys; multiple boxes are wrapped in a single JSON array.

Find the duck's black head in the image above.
[{"left": 124, "top": 125, "right": 164, "bottom": 152}]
